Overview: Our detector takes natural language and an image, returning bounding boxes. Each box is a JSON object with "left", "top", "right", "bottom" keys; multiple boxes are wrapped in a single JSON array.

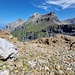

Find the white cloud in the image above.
[
  {"left": 32, "top": 0, "right": 75, "bottom": 10},
  {"left": 31, "top": 1, "right": 49, "bottom": 10},
  {"left": 55, "top": 8, "right": 60, "bottom": 11},
  {"left": 46, "top": 0, "right": 75, "bottom": 9},
  {"left": 37, "top": 6, "right": 48, "bottom": 10}
]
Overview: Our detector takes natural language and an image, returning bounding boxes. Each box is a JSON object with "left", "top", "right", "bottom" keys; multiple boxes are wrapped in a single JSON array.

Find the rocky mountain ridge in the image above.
[
  {"left": 4, "top": 18, "right": 25, "bottom": 32},
  {"left": 2, "top": 12, "right": 67, "bottom": 32},
  {"left": 28, "top": 12, "right": 60, "bottom": 24},
  {"left": 3, "top": 12, "right": 75, "bottom": 33},
  {"left": 3, "top": 12, "right": 75, "bottom": 41},
  {"left": 64, "top": 18, "right": 75, "bottom": 24}
]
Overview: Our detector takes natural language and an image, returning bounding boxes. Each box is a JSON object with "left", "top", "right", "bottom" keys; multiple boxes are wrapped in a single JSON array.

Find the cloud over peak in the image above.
[{"left": 32, "top": 0, "right": 75, "bottom": 10}]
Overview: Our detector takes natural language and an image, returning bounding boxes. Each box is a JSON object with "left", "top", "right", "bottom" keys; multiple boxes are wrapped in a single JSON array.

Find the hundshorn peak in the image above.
[{"left": 4, "top": 18, "right": 25, "bottom": 32}]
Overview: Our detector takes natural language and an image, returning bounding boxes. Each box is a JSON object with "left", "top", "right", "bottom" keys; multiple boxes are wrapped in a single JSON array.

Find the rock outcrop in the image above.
[
  {"left": 64, "top": 18, "right": 75, "bottom": 24},
  {"left": 28, "top": 12, "right": 60, "bottom": 24},
  {"left": 0, "top": 30, "right": 25, "bottom": 61},
  {"left": 0, "top": 38, "right": 18, "bottom": 61},
  {"left": 3, "top": 18, "right": 25, "bottom": 32}
]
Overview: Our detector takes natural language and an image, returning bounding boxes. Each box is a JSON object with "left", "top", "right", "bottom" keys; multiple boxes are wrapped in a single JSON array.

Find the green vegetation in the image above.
[
  {"left": 11, "top": 20, "right": 75, "bottom": 42},
  {"left": 11, "top": 21, "right": 57, "bottom": 41}
]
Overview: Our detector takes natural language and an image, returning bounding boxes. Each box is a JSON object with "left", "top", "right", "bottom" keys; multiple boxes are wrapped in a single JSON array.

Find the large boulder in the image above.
[{"left": 0, "top": 38, "right": 18, "bottom": 61}]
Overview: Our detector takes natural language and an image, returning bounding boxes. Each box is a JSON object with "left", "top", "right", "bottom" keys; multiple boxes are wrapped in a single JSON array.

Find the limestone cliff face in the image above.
[
  {"left": 28, "top": 12, "right": 60, "bottom": 24},
  {"left": 0, "top": 38, "right": 18, "bottom": 61},
  {"left": 64, "top": 18, "right": 75, "bottom": 24},
  {"left": 0, "top": 30, "right": 25, "bottom": 58},
  {"left": 3, "top": 18, "right": 25, "bottom": 32}
]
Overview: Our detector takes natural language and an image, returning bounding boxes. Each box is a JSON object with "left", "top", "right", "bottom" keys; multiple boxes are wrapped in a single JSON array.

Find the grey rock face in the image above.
[
  {"left": 28, "top": 12, "right": 41, "bottom": 24},
  {"left": 4, "top": 18, "right": 25, "bottom": 32},
  {"left": 28, "top": 12, "right": 60, "bottom": 24},
  {"left": 0, "top": 38, "right": 18, "bottom": 61},
  {"left": 64, "top": 18, "right": 75, "bottom": 24},
  {"left": 0, "top": 65, "right": 9, "bottom": 75},
  {"left": 0, "top": 70, "right": 9, "bottom": 75}
]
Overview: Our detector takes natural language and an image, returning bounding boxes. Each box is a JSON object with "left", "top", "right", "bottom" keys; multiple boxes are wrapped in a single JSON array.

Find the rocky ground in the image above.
[{"left": 0, "top": 30, "right": 75, "bottom": 75}]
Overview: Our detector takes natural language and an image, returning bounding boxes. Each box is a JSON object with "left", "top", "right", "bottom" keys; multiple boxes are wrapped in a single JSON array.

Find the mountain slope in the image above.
[
  {"left": 11, "top": 23, "right": 75, "bottom": 41},
  {"left": 3, "top": 18, "right": 25, "bottom": 32},
  {"left": 0, "top": 30, "right": 75, "bottom": 75},
  {"left": 64, "top": 18, "right": 75, "bottom": 24}
]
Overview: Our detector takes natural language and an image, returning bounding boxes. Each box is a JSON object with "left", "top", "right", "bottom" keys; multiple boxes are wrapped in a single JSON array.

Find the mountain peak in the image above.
[
  {"left": 17, "top": 18, "right": 24, "bottom": 22},
  {"left": 3, "top": 18, "right": 25, "bottom": 32},
  {"left": 46, "top": 12, "right": 56, "bottom": 16},
  {"left": 28, "top": 12, "right": 59, "bottom": 24},
  {"left": 33, "top": 12, "right": 40, "bottom": 16},
  {"left": 30, "top": 12, "right": 40, "bottom": 18}
]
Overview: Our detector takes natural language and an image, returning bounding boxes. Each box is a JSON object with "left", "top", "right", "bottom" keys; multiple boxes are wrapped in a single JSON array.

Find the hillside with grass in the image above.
[
  {"left": 11, "top": 22, "right": 75, "bottom": 41},
  {"left": 11, "top": 20, "right": 58, "bottom": 41}
]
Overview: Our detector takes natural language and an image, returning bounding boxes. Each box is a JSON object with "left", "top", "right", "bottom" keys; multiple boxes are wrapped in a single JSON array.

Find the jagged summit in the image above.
[
  {"left": 65, "top": 18, "right": 75, "bottom": 24},
  {"left": 33, "top": 12, "right": 40, "bottom": 16},
  {"left": 3, "top": 12, "right": 75, "bottom": 35},
  {"left": 3, "top": 18, "right": 25, "bottom": 32},
  {"left": 17, "top": 18, "right": 24, "bottom": 22},
  {"left": 28, "top": 12, "right": 60, "bottom": 24},
  {"left": 29, "top": 12, "right": 40, "bottom": 20},
  {"left": 28, "top": 12, "right": 41, "bottom": 23},
  {"left": 44, "top": 12, "right": 56, "bottom": 16}
]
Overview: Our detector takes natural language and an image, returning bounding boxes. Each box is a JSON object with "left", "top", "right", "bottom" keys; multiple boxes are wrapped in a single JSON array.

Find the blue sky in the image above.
[{"left": 0, "top": 0, "right": 75, "bottom": 28}]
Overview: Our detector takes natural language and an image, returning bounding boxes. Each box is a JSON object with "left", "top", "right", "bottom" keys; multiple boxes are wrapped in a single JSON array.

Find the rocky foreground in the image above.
[{"left": 0, "top": 30, "right": 75, "bottom": 75}]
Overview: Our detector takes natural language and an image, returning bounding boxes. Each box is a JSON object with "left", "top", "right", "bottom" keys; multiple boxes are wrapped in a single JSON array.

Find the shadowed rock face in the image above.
[
  {"left": 28, "top": 12, "right": 60, "bottom": 24},
  {"left": 0, "top": 38, "right": 18, "bottom": 61}
]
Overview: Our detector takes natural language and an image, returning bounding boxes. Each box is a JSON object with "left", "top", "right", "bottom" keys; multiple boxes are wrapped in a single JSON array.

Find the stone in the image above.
[
  {"left": 14, "top": 70, "right": 18, "bottom": 73},
  {"left": 28, "top": 60, "right": 36, "bottom": 68},
  {"left": 0, "top": 38, "right": 18, "bottom": 61},
  {"left": 0, "top": 70, "right": 9, "bottom": 75},
  {"left": 59, "top": 70, "right": 64, "bottom": 75},
  {"left": 50, "top": 71, "right": 54, "bottom": 75},
  {"left": 45, "top": 66, "right": 50, "bottom": 71},
  {"left": 55, "top": 64, "right": 61, "bottom": 70},
  {"left": 3, "top": 65, "right": 6, "bottom": 70},
  {"left": 70, "top": 42, "right": 75, "bottom": 50}
]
